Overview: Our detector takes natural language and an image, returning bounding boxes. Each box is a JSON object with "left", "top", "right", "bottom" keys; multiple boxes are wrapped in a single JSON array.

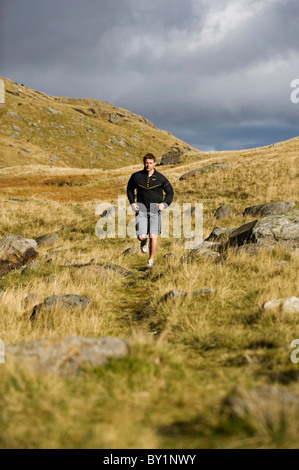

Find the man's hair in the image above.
[{"left": 143, "top": 153, "right": 156, "bottom": 163}]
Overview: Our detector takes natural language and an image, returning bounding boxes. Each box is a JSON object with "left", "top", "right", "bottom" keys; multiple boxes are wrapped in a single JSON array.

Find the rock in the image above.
[
  {"left": 192, "top": 288, "right": 216, "bottom": 296},
  {"left": 31, "top": 294, "right": 91, "bottom": 319},
  {"left": 35, "top": 233, "right": 59, "bottom": 246},
  {"left": 160, "top": 151, "right": 182, "bottom": 165},
  {"left": 221, "top": 220, "right": 258, "bottom": 251},
  {"left": 50, "top": 154, "right": 60, "bottom": 162},
  {"left": 163, "top": 290, "right": 187, "bottom": 301},
  {"left": 48, "top": 107, "right": 61, "bottom": 115},
  {"left": 5, "top": 336, "right": 130, "bottom": 377},
  {"left": 243, "top": 201, "right": 296, "bottom": 217},
  {"left": 122, "top": 247, "right": 138, "bottom": 256},
  {"left": 249, "top": 213, "right": 299, "bottom": 249},
  {"left": 12, "top": 125, "right": 21, "bottom": 132},
  {"left": 22, "top": 293, "right": 43, "bottom": 308},
  {"left": 214, "top": 205, "right": 234, "bottom": 220},
  {"left": 179, "top": 163, "right": 231, "bottom": 180},
  {"left": 263, "top": 296, "right": 299, "bottom": 314},
  {"left": 0, "top": 234, "right": 38, "bottom": 275},
  {"left": 103, "top": 264, "right": 135, "bottom": 277},
  {"left": 205, "top": 226, "right": 235, "bottom": 242},
  {"left": 109, "top": 114, "right": 122, "bottom": 125},
  {"left": 222, "top": 386, "right": 299, "bottom": 421},
  {"left": 6, "top": 111, "right": 21, "bottom": 119},
  {"left": 186, "top": 242, "right": 221, "bottom": 262},
  {"left": 21, "top": 261, "right": 39, "bottom": 275}
]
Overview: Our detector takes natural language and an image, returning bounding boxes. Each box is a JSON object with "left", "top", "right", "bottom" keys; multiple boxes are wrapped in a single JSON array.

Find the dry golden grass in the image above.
[{"left": 0, "top": 79, "right": 298, "bottom": 448}]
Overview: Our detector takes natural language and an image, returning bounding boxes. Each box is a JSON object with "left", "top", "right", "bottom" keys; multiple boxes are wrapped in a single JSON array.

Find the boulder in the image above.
[
  {"left": 162, "top": 290, "right": 187, "bottom": 301},
  {"left": 179, "top": 163, "right": 231, "bottom": 180},
  {"left": 35, "top": 233, "right": 59, "bottom": 246},
  {"left": 249, "top": 213, "right": 299, "bottom": 249},
  {"left": 214, "top": 205, "right": 234, "bottom": 220},
  {"left": 31, "top": 294, "right": 91, "bottom": 319},
  {"left": 0, "top": 234, "right": 38, "bottom": 275},
  {"left": 205, "top": 226, "right": 235, "bottom": 242},
  {"left": 263, "top": 296, "right": 299, "bottom": 314},
  {"left": 243, "top": 201, "right": 296, "bottom": 218},
  {"left": 222, "top": 386, "right": 299, "bottom": 422},
  {"left": 160, "top": 150, "right": 182, "bottom": 165},
  {"left": 5, "top": 336, "right": 130, "bottom": 377},
  {"left": 122, "top": 247, "right": 138, "bottom": 256},
  {"left": 221, "top": 212, "right": 299, "bottom": 251},
  {"left": 48, "top": 107, "right": 61, "bottom": 115}
]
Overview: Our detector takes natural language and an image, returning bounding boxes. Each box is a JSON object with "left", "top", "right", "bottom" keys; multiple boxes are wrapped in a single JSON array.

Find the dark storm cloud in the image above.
[{"left": 1, "top": 0, "right": 299, "bottom": 150}]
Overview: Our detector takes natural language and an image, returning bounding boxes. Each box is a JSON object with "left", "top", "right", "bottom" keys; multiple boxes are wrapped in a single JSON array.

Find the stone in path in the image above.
[
  {"left": 0, "top": 234, "right": 38, "bottom": 275},
  {"left": 6, "top": 336, "right": 130, "bottom": 377}
]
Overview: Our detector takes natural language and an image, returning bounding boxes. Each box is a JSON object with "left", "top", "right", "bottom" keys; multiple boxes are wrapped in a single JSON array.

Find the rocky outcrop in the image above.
[
  {"left": 5, "top": 336, "right": 130, "bottom": 377},
  {"left": 179, "top": 163, "right": 231, "bottom": 180},
  {"left": 214, "top": 205, "right": 235, "bottom": 220},
  {"left": 0, "top": 234, "right": 38, "bottom": 275},
  {"left": 263, "top": 296, "right": 299, "bottom": 314},
  {"left": 243, "top": 201, "right": 296, "bottom": 217},
  {"left": 160, "top": 150, "right": 182, "bottom": 165},
  {"left": 35, "top": 233, "right": 59, "bottom": 246},
  {"left": 219, "top": 211, "right": 299, "bottom": 252},
  {"left": 31, "top": 294, "right": 91, "bottom": 319}
]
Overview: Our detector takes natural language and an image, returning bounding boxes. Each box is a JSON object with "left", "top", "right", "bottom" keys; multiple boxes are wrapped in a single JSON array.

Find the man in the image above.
[{"left": 127, "top": 153, "right": 174, "bottom": 267}]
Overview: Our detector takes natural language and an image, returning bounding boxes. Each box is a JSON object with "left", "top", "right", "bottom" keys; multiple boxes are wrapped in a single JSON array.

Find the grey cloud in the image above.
[{"left": 1, "top": 0, "right": 298, "bottom": 151}]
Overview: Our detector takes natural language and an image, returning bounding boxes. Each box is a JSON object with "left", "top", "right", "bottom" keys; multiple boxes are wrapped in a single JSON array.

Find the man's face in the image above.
[{"left": 144, "top": 158, "right": 155, "bottom": 172}]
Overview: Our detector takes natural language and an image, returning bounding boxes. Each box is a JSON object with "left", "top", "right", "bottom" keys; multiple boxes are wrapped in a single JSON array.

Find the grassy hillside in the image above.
[
  {"left": 0, "top": 75, "right": 198, "bottom": 170},
  {"left": 0, "top": 77, "right": 298, "bottom": 449}
]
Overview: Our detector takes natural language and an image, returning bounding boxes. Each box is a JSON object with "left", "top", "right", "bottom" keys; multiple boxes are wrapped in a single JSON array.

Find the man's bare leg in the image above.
[
  {"left": 138, "top": 234, "right": 148, "bottom": 252},
  {"left": 149, "top": 234, "right": 158, "bottom": 261}
]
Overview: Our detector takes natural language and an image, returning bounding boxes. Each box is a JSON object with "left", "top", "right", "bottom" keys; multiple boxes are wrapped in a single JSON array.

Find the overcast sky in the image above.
[{"left": 1, "top": 0, "right": 299, "bottom": 151}]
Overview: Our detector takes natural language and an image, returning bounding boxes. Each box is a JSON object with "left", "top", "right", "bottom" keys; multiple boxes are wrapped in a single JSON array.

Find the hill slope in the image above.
[{"left": 0, "top": 76, "right": 199, "bottom": 170}]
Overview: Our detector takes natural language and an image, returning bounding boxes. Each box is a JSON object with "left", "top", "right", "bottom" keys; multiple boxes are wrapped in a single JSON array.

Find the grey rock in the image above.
[
  {"left": 35, "top": 233, "right": 59, "bottom": 246},
  {"left": 31, "top": 294, "right": 91, "bottom": 319},
  {"left": 186, "top": 243, "right": 221, "bottom": 262},
  {"left": 22, "top": 293, "right": 43, "bottom": 308},
  {"left": 12, "top": 125, "right": 21, "bottom": 132},
  {"left": 109, "top": 114, "right": 122, "bottom": 125},
  {"left": 222, "top": 386, "right": 299, "bottom": 421},
  {"left": 205, "top": 226, "right": 235, "bottom": 242},
  {"left": 263, "top": 296, "right": 299, "bottom": 314},
  {"left": 214, "top": 205, "right": 234, "bottom": 220},
  {"left": 48, "top": 107, "right": 61, "bottom": 115},
  {"left": 122, "top": 247, "right": 138, "bottom": 256},
  {"left": 243, "top": 201, "right": 296, "bottom": 217},
  {"left": 192, "top": 288, "right": 216, "bottom": 296},
  {"left": 249, "top": 213, "right": 299, "bottom": 249},
  {"left": 21, "top": 261, "right": 39, "bottom": 275},
  {"left": 0, "top": 234, "right": 38, "bottom": 275},
  {"left": 6, "top": 111, "right": 21, "bottom": 119},
  {"left": 163, "top": 290, "right": 187, "bottom": 301},
  {"left": 6, "top": 336, "right": 130, "bottom": 377},
  {"left": 160, "top": 151, "right": 182, "bottom": 165},
  {"left": 179, "top": 163, "right": 231, "bottom": 180}
]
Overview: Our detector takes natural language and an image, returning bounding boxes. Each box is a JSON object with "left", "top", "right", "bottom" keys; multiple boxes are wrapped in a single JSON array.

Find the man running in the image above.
[{"left": 127, "top": 153, "right": 174, "bottom": 267}]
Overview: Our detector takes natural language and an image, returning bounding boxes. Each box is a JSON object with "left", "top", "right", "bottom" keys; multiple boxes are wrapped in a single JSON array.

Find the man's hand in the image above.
[
  {"left": 157, "top": 203, "right": 165, "bottom": 210},
  {"left": 131, "top": 203, "right": 139, "bottom": 212}
]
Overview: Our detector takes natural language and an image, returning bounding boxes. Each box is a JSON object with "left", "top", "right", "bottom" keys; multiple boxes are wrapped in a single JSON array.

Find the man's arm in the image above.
[
  {"left": 161, "top": 177, "right": 174, "bottom": 208},
  {"left": 127, "top": 174, "right": 136, "bottom": 205}
]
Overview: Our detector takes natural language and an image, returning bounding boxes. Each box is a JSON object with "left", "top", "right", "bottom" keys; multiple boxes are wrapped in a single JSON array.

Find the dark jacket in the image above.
[{"left": 127, "top": 168, "right": 174, "bottom": 212}]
